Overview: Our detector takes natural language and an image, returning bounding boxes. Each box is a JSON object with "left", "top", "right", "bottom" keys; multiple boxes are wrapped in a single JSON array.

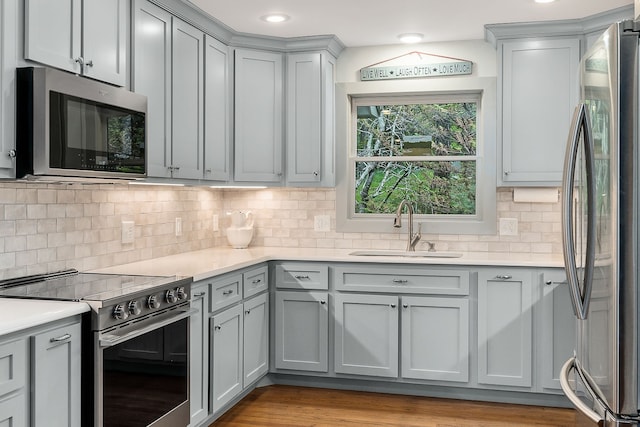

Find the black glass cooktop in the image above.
[{"left": 0, "top": 269, "right": 183, "bottom": 303}]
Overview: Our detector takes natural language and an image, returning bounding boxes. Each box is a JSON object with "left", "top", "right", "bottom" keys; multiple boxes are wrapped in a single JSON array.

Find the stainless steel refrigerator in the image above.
[{"left": 560, "top": 20, "right": 640, "bottom": 427}]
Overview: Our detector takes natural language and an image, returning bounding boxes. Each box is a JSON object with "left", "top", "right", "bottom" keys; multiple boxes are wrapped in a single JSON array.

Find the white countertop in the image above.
[
  {"left": 0, "top": 298, "right": 90, "bottom": 336},
  {"left": 92, "top": 246, "right": 565, "bottom": 282}
]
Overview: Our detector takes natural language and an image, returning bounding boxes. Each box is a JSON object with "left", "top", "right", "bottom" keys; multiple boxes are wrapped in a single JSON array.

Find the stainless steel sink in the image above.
[{"left": 349, "top": 250, "right": 463, "bottom": 258}]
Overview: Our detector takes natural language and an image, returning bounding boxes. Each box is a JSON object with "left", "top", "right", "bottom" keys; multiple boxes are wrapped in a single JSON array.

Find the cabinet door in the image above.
[
  {"left": 0, "top": 393, "right": 26, "bottom": 427},
  {"left": 401, "top": 296, "right": 469, "bottom": 383},
  {"left": 538, "top": 270, "right": 575, "bottom": 391},
  {"left": 0, "top": 339, "right": 26, "bottom": 398},
  {"left": 204, "top": 35, "right": 231, "bottom": 181},
  {"left": 132, "top": 0, "right": 172, "bottom": 178},
  {"left": 24, "top": 0, "right": 82, "bottom": 74},
  {"left": 211, "top": 304, "right": 243, "bottom": 413},
  {"left": 274, "top": 291, "right": 328, "bottom": 372},
  {"left": 499, "top": 38, "right": 579, "bottom": 185},
  {"left": 82, "top": 0, "right": 127, "bottom": 86},
  {"left": 477, "top": 269, "right": 533, "bottom": 387},
  {"left": 286, "top": 53, "right": 321, "bottom": 183},
  {"left": 190, "top": 283, "right": 209, "bottom": 426},
  {"left": 234, "top": 49, "right": 283, "bottom": 182},
  {"left": 31, "top": 321, "right": 82, "bottom": 427},
  {"left": 243, "top": 293, "right": 269, "bottom": 387},
  {"left": 171, "top": 20, "right": 204, "bottom": 179},
  {"left": 334, "top": 293, "right": 399, "bottom": 378},
  {"left": 0, "top": 0, "right": 19, "bottom": 177},
  {"left": 286, "top": 52, "right": 336, "bottom": 187}
]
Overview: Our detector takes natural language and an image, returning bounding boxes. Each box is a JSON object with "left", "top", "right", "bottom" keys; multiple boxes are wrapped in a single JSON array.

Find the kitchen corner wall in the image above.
[{"left": 0, "top": 182, "right": 560, "bottom": 280}]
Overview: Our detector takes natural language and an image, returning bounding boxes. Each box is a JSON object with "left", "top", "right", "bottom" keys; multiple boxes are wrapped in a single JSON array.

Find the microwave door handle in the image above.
[
  {"left": 562, "top": 103, "right": 596, "bottom": 320},
  {"left": 99, "top": 307, "right": 198, "bottom": 348},
  {"left": 560, "top": 357, "right": 605, "bottom": 426}
]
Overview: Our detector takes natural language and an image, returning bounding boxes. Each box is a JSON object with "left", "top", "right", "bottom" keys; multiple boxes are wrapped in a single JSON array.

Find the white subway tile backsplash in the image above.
[{"left": 0, "top": 183, "right": 562, "bottom": 279}]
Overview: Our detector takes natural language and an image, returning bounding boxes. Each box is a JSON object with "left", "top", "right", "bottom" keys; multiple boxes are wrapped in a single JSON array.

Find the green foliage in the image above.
[{"left": 355, "top": 102, "right": 477, "bottom": 215}]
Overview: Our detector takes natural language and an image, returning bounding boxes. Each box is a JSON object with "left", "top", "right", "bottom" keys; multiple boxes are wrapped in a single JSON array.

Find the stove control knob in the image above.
[
  {"left": 128, "top": 300, "right": 142, "bottom": 316},
  {"left": 113, "top": 304, "right": 129, "bottom": 320},
  {"left": 147, "top": 295, "right": 161, "bottom": 310},
  {"left": 165, "top": 289, "right": 177, "bottom": 304},
  {"left": 175, "top": 287, "right": 187, "bottom": 300}
]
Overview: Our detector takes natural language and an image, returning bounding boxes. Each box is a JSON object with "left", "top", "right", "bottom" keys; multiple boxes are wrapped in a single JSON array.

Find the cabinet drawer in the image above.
[
  {"left": 274, "top": 262, "right": 328, "bottom": 290},
  {"left": 210, "top": 274, "right": 242, "bottom": 312},
  {"left": 0, "top": 339, "right": 26, "bottom": 396},
  {"left": 334, "top": 265, "right": 469, "bottom": 295},
  {"left": 244, "top": 265, "right": 268, "bottom": 298}
]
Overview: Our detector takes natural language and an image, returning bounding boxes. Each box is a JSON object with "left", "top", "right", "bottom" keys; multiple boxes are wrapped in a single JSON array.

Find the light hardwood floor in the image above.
[{"left": 211, "top": 385, "right": 577, "bottom": 427}]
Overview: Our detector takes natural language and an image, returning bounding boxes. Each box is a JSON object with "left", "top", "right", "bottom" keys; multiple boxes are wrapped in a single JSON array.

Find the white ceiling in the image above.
[{"left": 188, "top": 0, "right": 633, "bottom": 47}]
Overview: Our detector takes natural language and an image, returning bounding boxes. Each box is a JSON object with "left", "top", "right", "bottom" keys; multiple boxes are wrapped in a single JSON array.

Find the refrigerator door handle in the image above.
[
  {"left": 560, "top": 357, "right": 605, "bottom": 426},
  {"left": 561, "top": 103, "right": 596, "bottom": 320}
]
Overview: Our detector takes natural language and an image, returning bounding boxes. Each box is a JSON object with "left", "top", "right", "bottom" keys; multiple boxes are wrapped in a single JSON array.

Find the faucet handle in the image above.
[{"left": 426, "top": 241, "right": 436, "bottom": 252}]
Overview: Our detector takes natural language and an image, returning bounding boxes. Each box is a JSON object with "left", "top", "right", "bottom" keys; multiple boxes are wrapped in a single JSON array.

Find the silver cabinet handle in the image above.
[
  {"left": 390, "top": 304, "right": 396, "bottom": 308},
  {"left": 495, "top": 275, "right": 512, "bottom": 280},
  {"left": 392, "top": 279, "right": 408, "bottom": 284},
  {"left": 193, "top": 291, "right": 206, "bottom": 298},
  {"left": 222, "top": 289, "right": 234, "bottom": 295},
  {"left": 214, "top": 325, "right": 221, "bottom": 330},
  {"left": 545, "top": 280, "right": 568, "bottom": 286},
  {"left": 295, "top": 275, "right": 310, "bottom": 280},
  {"left": 50, "top": 333, "right": 71, "bottom": 343},
  {"left": 74, "top": 57, "right": 84, "bottom": 65},
  {"left": 245, "top": 309, "right": 251, "bottom": 315},
  {"left": 320, "top": 300, "right": 326, "bottom": 305},
  {"left": 402, "top": 304, "right": 408, "bottom": 309},
  {"left": 252, "top": 279, "right": 262, "bottom": 284},
  {"left": 85, "top": 60, "right": 93, "bottom": 67}
]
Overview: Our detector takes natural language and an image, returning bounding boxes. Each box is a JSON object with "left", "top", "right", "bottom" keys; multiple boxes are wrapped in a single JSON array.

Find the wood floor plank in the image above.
[{"left": 211, "top": 385, "right": 577, "bottom": 427}]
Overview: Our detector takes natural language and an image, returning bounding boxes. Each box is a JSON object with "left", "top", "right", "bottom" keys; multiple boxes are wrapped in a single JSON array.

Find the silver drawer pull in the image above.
[
  {"left": 390, "top": 304, "right": 397, "bottom": 308},
  {"left": 320, "top": 300, "right": 326, "bottom": 305},
  {"left": 392, "top": 279, "right": 408, "bottom": 284},
  {"left": 403, "top": 304, "right": 409, "bottom": 309},
  {"left": 50, "top": 333, "right": 71, "bottom": 343},
  {"left": 222, "top": 290, "right": 234, "bottom": 296},
  {"left": 245, "top": 309, "right": 251, "bottom": 315},
  {"left": 193, "top": 292, "right": 206, "bottom": 298},
  {"left": 545, "top": 280, "right": 568, "bottom": 286},
  {"left": 295, "top": 275, "right": 310, "bottom": 280},
  {"left": 214, "top": 325, "right": 221, "bottom": 330},
  {"left": 252, "top": 279, "right": 262, "bottom": 284},
  {"left": 495, "top": 275, "right": 512, "bottom": 280}
]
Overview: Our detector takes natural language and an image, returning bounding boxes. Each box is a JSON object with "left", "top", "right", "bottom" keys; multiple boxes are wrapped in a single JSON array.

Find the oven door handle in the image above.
[{"left": 99, "top": 307, "right": 198, "bottom": 348}]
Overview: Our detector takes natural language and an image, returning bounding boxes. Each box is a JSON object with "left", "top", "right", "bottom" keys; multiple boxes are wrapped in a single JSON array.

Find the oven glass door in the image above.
[{"left": 101, "top": 317, "right": 188, "bottom": 427}]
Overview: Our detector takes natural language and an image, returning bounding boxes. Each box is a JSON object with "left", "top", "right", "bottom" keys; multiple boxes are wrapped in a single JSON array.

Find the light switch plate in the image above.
[
  {"left": 121, "top": 221, "right": 135, "bottom": 244},
  {"left": 175, "top": 217, "right": 183, "bottom": 237},
  {"left": 499, "top": 218, "right": 518, "bottom": 236},
  {"left": 212, "top": 214, "right": 219, "bottom": 232}
]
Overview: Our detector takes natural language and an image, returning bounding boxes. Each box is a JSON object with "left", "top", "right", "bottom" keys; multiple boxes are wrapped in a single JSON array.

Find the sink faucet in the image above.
[{"left": 393, "top": 200, "right": 421, "bottom": 251}]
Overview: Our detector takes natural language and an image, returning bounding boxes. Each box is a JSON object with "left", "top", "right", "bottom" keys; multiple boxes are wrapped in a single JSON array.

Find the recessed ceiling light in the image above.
[
  {"left": 534, "top": 0, "right": 556, "bottom": 3},
  {"left": 398, "top": 33, "right": 424, "bottom": 44},
  {"left": 261, "top": 14, "right": 290, "bottom": 23}
]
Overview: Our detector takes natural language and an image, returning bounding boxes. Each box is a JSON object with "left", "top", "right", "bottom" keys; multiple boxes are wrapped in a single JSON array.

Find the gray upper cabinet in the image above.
[
  {"left": 286, "top": 52, "right": 336, "bottom": 186},
  {"left": 0, "top": 0, "right": 18, "bottom": 178},
  {"left": 204, "top": 35, "right": 231, "bottom": 181},
  {"left": 234, "top": 49, "right": 284, "bottom": 183},
  {"left": 498, "top": 37, "right": 579, "bottom": 186},
  {"left": 24, "top": 0, "right": 127, "bottom": 86},
  {"left": 133, "top": 0, "right": 204, "bottom": 179}
]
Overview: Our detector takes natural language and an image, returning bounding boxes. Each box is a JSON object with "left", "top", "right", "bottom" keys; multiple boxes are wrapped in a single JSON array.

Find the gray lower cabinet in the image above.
[
  {"left": 274, "top": 290, "right": 329, "bottom": 372},
  {"left": 401, "top": 296, "right": 469, "bottom": 383},
  {"left": 0, "top": 338, "right": 27, "bottom": 426},
  {"left": 477, "top": 269, "right": 533, "bottom": 388},
  {"left": 537, "top": 269, "right": 575, "bottom": 391},
  {"left": 31, "top": 320, "right": 82, "bottom": 427},
  {"left": 211, "top": 304, "right": 243, "bottom": 413},
  {"left": 190, "top": 282, "right": 209, "bottom": 426},
  {"left": 243, "top": 293, "right": 269, "bottom": 387},
  {"left": 334, "top": 293, "right": 399, "bottom": 378}
]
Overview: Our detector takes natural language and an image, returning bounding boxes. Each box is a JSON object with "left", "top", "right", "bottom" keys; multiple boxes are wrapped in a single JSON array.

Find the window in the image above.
[{"left": 336, "top": 78, "right": 496, "bottom": 235}]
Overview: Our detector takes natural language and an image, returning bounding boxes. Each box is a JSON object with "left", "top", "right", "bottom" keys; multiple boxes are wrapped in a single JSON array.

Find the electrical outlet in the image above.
[
  {"left": 175, "top": 217, "right": 182, "bottom": 237},
  {"left": 212, "top": 214, "right": 219, "bottom": 232},
  {"left": 121, "top": 221, "right": 135, "bottom": 244},
  {"left": 314, "top": 215, "right": 331, "bottom": 232},
  {"left": 499, "top": 218, "right": 518, "bottom": 236}
]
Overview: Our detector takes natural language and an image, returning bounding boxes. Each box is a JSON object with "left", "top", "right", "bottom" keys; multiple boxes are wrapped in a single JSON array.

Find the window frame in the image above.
[{"left": 335, "top": 77, "right": 497, "bottom": 235}]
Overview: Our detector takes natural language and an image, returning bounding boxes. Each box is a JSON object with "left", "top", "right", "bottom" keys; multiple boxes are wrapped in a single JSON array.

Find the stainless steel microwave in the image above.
[{"left": 16, "top": 67, "right": 147, "bottom": 179}]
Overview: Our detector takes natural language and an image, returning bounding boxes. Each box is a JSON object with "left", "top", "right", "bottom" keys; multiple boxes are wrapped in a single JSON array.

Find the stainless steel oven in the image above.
[{"left": 0, "top": 270, "right": 194, "bottom": 427}]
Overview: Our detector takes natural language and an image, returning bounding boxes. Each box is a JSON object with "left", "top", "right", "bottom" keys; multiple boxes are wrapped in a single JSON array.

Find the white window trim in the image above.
[{"left": 335, "top": 77, "right": 497, "bottom": 235}]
